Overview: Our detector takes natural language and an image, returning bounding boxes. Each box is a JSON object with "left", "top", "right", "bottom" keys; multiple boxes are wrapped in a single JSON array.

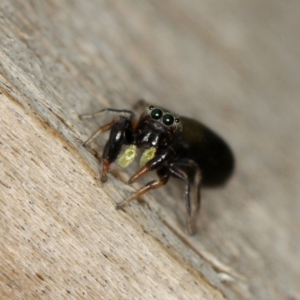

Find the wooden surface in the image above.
[{"left": 1, "top": 1, "right": 300, "bottom": 299}]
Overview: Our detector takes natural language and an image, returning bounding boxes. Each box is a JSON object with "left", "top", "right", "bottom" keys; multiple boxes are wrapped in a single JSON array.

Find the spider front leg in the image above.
[
  {"left": 128, "top": 147, "right": 176, "bottom": 184},
  {"left": 82, "top": 117, "right": 133, "bottom": 182},
  {"left": 116, "top": 148, "right": 175, "bottom": 208},
  {"left": 101, "top": 118, "right": 134, "bottom": 182},
  {"left": 116, "top": 166, "right": 170, "bottom": 209}
]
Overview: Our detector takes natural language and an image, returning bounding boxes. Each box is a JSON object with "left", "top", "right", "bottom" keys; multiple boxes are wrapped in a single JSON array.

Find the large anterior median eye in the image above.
[
  {"left": 162, "top": 113, "right": 174, "bottom": 125},
  {"left": 151, "top": 108, "right": 163, "bottom": 120}
]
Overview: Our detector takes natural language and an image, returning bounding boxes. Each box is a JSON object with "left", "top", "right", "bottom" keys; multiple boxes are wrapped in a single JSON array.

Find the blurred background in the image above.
[{"left": 1, "top": 1, "right": 299, "bottom": 299}]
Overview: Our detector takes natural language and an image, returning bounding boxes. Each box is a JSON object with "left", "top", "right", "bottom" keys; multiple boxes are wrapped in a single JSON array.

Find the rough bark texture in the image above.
[{"left": 1, "top": 1, "right": 299, "bottom": 299}]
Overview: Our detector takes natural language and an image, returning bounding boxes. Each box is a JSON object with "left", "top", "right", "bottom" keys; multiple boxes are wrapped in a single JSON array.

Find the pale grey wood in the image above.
[{"left": 0, "top": 1, "right": 299, "bottom": 299}]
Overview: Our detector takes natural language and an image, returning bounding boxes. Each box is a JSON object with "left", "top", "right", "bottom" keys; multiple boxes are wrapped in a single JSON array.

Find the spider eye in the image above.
[
  {"left": 149, "top": 105, "right": 154, "bottom": 110},
  {"left": 151, "top": 108, "right": 162, "bottom": 120},
  {"left": 162, "top": 114, "right": 174, "bottom": 126}
]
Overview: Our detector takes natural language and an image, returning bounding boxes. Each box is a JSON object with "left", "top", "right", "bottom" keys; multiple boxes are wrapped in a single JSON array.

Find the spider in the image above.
[{"left": 80, "top": 103, "right": 234, "bottom": 234}]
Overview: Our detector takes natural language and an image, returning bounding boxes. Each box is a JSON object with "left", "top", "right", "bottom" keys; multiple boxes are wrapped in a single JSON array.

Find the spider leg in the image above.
[
  {"left": 169, "top": 165, "right": 191, "bottom": 214},
  {"left": 82, "top": 117, "right": 133, "bottom": 182},
  {"left": 128, "top": 147, "right": 175, "bottom": 184},
  {"left": 82, "top": 118, "right": 120, "bottom": 147},
  {"left": 116, "top": 167, "right": 170, "bottom": 209},
  {"left": 80, "top": 108, "right": 135, "bottom": 121},
  {"left": 169, "top": 160, "right": 202, "bottom": 235}
]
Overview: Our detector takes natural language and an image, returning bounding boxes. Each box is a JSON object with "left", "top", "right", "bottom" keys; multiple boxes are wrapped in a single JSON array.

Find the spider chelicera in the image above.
[{"left": 80, "top": 103, "right": 234, "bottom": 234}]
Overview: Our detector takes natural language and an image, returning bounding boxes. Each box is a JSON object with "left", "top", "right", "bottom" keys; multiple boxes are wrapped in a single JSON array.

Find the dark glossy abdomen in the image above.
[{"left": 180, "top": 117, "right": 234, "bottom": 186}]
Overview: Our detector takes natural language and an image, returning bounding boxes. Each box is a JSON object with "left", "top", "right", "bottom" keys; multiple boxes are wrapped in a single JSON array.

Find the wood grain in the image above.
[{"left": 1, "top": 1, "right": 300, "bottom": 299}]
